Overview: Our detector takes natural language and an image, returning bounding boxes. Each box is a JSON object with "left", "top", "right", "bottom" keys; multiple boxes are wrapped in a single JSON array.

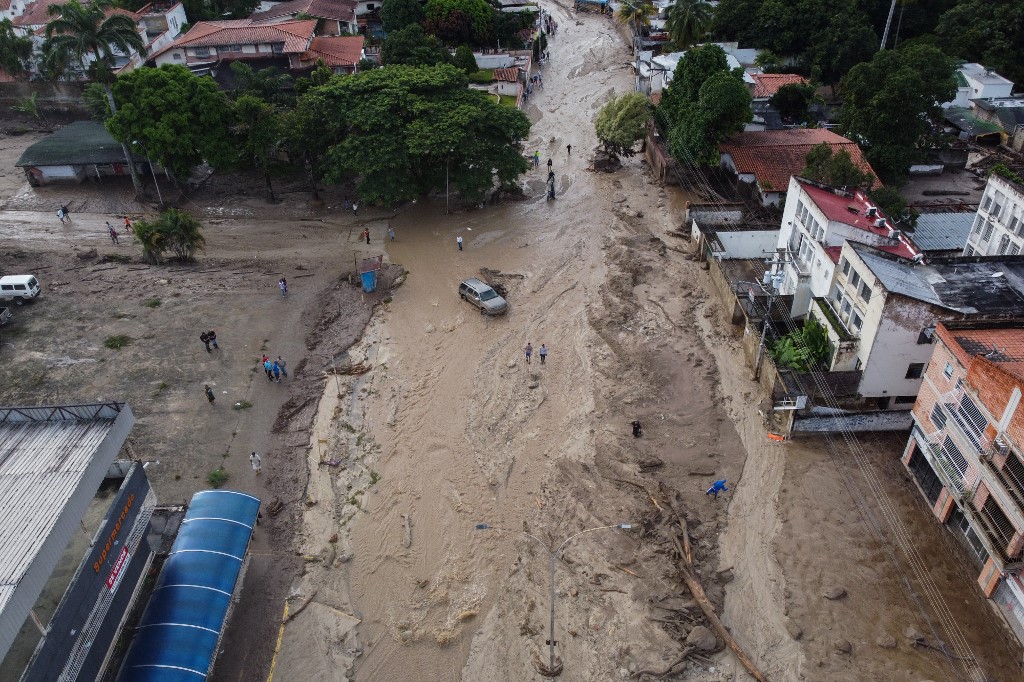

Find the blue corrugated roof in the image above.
[{"left": 117, "top": 490, "right": 260, "bottom": 682}]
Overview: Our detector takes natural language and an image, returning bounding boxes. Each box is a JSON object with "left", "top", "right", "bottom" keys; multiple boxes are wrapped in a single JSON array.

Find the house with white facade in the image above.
[
  {"left": 945, "top": 63, "right": 1015, "bottom": 109},
  {"left": 0, "top": 0, "right": 28, "bottom": 21},
  {"left": 807, "top": 243, "right": 1024, "bottom": 409},
  {"left": 775, "top": 176, "right": 922, "bottom": 318},
  {"left": 902, "top": 321, "right": 1024, "bottom": 645},
  {"left": 249, "top": 0, "right": 357, "bottom": 35},
  {"left": 964, "top": 172, "right": 1024, "bottom": 257},
  {"left": 153, "top": 18, "right": 317, "bottom": 72}
]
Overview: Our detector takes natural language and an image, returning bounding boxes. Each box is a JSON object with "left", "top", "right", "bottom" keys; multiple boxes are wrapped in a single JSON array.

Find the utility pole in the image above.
[
  {"left": 879, "top": 0, "right": 898, "bottom": 51},
  {"left": 104, "top": 88, "right": 144, "bottom": 199},
  {"left": 752, "top": 252, "right": 792, "bottom": 381}
]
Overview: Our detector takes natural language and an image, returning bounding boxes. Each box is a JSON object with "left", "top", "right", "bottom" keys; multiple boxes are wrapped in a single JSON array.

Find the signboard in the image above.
[{"left": 106, "top": 545, "right": 132, "bottom": 591}]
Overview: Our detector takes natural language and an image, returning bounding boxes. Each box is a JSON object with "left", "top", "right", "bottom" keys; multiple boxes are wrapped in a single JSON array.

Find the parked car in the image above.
[
  {"left": 459, "top": 278, "right": 508, "bottom": 315},
  {"left": 0, "top": 275, "right": 40, "bottom": 305}
]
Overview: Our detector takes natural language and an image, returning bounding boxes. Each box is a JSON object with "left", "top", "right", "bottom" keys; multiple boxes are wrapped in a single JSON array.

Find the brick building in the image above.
[{"left": 902, "top": 321, "right": 1024, "bottom": 644}]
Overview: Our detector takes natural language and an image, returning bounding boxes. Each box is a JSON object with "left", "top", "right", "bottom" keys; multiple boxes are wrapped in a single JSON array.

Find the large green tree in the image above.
[
  {"left": 229, "top": 62, "right": 294, "bottom": 107},
  {"left": 616, "top": 1, "right": 654, "bottom": 29},
  {"left": 107, "top": 65, "right": 236, "bottom": 188},
  {"left": 801, "top": 143, "right": 874, "bottom": 189},
  {"left": 298, "top": 64, "right": 530, "bottom": 204},
  {"left": 668, "top": 71, "right": 752, "bottom": 165},
  {"left": 232, "top": 95, "right": 283, "bottom": 202},
  {"left": 0, "top": 18, "right": 32, "bottom": 78},
  {"left": 665, "top": 0, "right": 713, "bottom": 50},
  {"left": 595, "top": 92, "right": 652, "bottom": 160},
  {"left": 132, "top": 209, "right": 205, "bottom": 264},
  {"left": 657, "top": 43, "right": 730, "bottom": 129},
  {"left": 380, "top": 0, "right": 425, "bottom": 32},
  {"left": 935, "top": 0, "right": 1024, "bottom": 88},
  {"left": 179, "top": 0, "right": 259, "bottom": 22},
  {"left": 839, "top": 43, "right": 956, "bottom": 182},
  {"left": 423, "top": 0, "right": 493, "bottom": 45},
  {"left": 381, "top": 24, "right": 450, "bottom": 66},
  {"left": 769, "top": 82, "right": 815, "bottom": 122},
  {"left": 807, "top": 12, "right": 877, "bottom": 93}
]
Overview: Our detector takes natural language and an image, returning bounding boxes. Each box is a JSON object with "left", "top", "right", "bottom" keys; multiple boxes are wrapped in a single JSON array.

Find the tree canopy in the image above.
[
  {"left": 43, "top": 0, "right": 145, "bottom": 77},
  {"left": 595, "top": 92, "right": 652, "bottom": 159},
  {"left": 839, "top": 43, "right": 956, "bottom": 182},
  {"left": 0, "top": 19, "right": 32, "bottom": 78},
  {"left": 935, "top": 0, "right": 1024, "bottom": 87},
  {"left": 298, "top": 65, "right": 530, "bottom": 204},
  {"left": 132, "top": 208, "right": 205, "bottom": 264},
  {"left": 232, "top": 95, "right": 284, "bottom": 201},
  {"left": 107, "top": 65, "right": 236, "bottom": 185},
  {"left": 381, "top": 24, "right": 451, "bottom": 66},
  {"left": 801, "top": 143, "right": 874, "bottom": 189},
  {"left": 380, "top": 0, "right": 425, "bottom": 33},
  {"left": 423, "top": 0, "right": 493, "bottom": 45},
  {"left": 665, "top": 0, "right": 713, "bottom": 50},
  {"left": 769, "top": 82, "right": 815, "bottom": 122},
  {"left": 668, "top": 71, "right": 752, "bottom": 165},
  {"left": 453, "top": 45, "right": 479, "bottom": 74},
  {"left": 658, "top": 43, "right": 731, "bottom": 128}
]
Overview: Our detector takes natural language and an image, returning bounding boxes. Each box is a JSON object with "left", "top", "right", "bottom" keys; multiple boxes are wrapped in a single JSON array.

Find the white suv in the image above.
[
  {"left": 459, "top": 278, "right": 508, "bottom": 315},
  {"left": 0, "top": 275, "right": 40, "bottom": 304}
]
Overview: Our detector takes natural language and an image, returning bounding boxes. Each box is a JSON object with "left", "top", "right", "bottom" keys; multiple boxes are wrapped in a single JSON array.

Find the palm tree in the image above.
[
  {"left": 0, "top": 18, "right": 33, "bottom": 79},
  {"left": 617, "top": 1, "right": 655, "bottom": 31},
  {"left": 665, "top": 0, "right": 713, "bottom": 51},
  {"left": 44, "top": 0, "right": 146, "bottom": 196},
  {"left": 44, "top": 0, "right": 145, "bottom": 73}
]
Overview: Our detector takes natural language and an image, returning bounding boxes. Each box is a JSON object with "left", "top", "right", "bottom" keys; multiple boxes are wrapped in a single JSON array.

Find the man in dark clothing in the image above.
[
  {"left": 207, "top": 330, "right": 219, "bottom": 350},
  {"left": 205, "top": 384, "right": 215, "bottom": 404},
  {"left": 631, "top": 420, "right": 642, "bottom": 438},
  {"left": 200, "top": 331, "right": 212, "bottom": 352}
]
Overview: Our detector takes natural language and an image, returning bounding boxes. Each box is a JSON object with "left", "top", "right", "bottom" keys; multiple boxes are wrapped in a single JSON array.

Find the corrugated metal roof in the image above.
[
  {"left": 117, "top": 490, "right": 261, "bottom": 682},
  {"left": 15, "top": 122, "right": 145, "bottom": 168},
  {"left": 852, "top": 245, "right": 945, "bottom": 307},
  {"left": 0, "top": 403, "right": 133, "bottom": 661},
  {"left": 910, "top": 212, "right": 974, "bottom": 252}
]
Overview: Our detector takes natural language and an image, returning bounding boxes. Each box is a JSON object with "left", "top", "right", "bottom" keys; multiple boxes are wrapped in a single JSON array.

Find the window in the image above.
[
  {"left": 964, "top": 246, "right": 975, "bottom": 257},
  {"left": 272, "top": 43, "right": 283, "bottom": 53},
  {"left": 840, "top": 258, "right": 850, "bottom": 276},
  {"left": 173, "top": 53, "right": 181, "bottom": 60},
  {"left": 982, "top": 195, "right": 991, "bottom": 211},
  {"left": 1010, "top": 214, "right": 1021, "bottom": 235},
  {"left": 917, "top": 326, "right": 935, "bottom": 344},
  {"left": 982, "top": 221, "right": 994, "bottom": 242},
  {"left": 998, "top": 235, "right": 1011, "bottom": 255},
  {"left": 906, "top": 363, "right": 925, "bottom": 379},
  {"left": 796, "top": 200, "right": 806, "bottom": 222},
  {"left": 971, "top": 215, "right": 983, "bottom": 235},
  {"left": 1011, "top": 242, "right": 1021, "bottom": 256},
  {"left": 832, "top": 285, "right": 842, "bottom": 303},
  {"left": 194, "top": 47, "right": 210, "bottom": 57},
  {"left": 367, "top": 2, "right": 375, "bottom": 8},
  {"left": 850, "top": 271, "right": 861, "bottom": 289},
  {"left": 894, "top": 395, "right": 917, "bottom": 405},
  {"left": 840, "top": 299, "right": 852, "bottom": 321},
  {"left": 851, "top": 312, "right": 863, "bottom": 331},
  {"left": 227, "top": 44, "right": 242, "bottom": 52},
  {"left": 930, "top": 403, "right": 947, "bottom": 429},
  {"left": 944, "top": 362, "right": 954, "bottom": 379},
  {"left": 859, "top": 283, "right": 871, "bottom": 303}
]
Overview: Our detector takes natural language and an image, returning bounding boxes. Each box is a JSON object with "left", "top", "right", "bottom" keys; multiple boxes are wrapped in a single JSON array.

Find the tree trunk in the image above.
[
  {"left": 264, "top": 170, "right": 276, "bottom": 203},
  {"left": 104, "top": 86, "right": 144, "bottom": 199}
]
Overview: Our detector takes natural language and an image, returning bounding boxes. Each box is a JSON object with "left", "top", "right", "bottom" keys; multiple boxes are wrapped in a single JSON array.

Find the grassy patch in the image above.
[
  {"left": 157, "top": 381, "right": 169, "bottom": 391},
  {"left": 104, "top": 334, "right": 133, "bottom": 350},
  {"left": 468, "top": 68, "right": 494, "bottom": 83},
  {"left": 369, "top": 470, "right": 380, "bottom": 485},
  {"left": 144, "top": 297, "right": 162, "bottom": 308},
  {"left": 207, "top": 467, "right": 229, "bottom": 488},
  {"left": 233, "top": 400, "right": 253, "bottom": 410},
  {"left": 497, "top": 94, "right": 518, "bottom": 108}
]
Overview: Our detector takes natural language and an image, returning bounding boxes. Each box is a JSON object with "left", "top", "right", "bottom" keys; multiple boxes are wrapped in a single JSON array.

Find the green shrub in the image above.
[
  {"left": 207, "top": 467, "right": 229, "bottom": 488},
  {"left": 104, "top": 334, "right": 133, "bottom": 350}
]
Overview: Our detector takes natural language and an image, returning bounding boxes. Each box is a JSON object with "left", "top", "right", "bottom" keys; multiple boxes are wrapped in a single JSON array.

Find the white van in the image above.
[{"left": 0, "top": 275, "right": 41, "bottom": 304}]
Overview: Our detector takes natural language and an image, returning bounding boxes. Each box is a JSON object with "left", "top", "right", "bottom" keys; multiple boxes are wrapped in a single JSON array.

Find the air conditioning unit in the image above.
[
  {"left": 875, "top": 218, "right": 886, "bottom": 228},
  {"left": 994, "top": 437, "right": 1010, "bottom": 456},
  {"left": 888, "top": 228, "right": 901, "bottom": 240},
  {"left": 866, "top": 207, "right": 877, "bottom": 217}
]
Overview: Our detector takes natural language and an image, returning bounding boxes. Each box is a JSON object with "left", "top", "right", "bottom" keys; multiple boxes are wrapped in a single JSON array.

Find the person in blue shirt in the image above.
[{"left": 706, "top": 479, "right": 728, "bottom": 499}]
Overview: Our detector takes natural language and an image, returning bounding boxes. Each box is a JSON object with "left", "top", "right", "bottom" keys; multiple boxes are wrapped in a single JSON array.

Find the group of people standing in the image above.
[{"left": 262, "top": 354, "right": 288, "bottom": 382}]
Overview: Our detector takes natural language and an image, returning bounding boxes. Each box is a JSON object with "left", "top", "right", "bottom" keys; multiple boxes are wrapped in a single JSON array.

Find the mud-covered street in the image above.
[{"left": 0, "top": 3, "right": 1020, "bottom": 681}]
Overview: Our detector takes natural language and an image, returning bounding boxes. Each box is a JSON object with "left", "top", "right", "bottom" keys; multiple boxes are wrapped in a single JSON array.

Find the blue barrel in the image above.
[{"left": 361, "top": 270, "right": 377, "bottom": 293}]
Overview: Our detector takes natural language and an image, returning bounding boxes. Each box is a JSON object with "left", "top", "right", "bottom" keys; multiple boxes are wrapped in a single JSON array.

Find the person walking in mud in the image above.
[
  {"left": 205, "top": 384, "right": 216, "bottom": 404},
  {"left": 279, "top": 277, "right": 287, "bottom": 297},
  {"left": 352, "top": 201, "right": 359, "bottom": 217},
  {"left": 207, "top": 330, "right": 219, "bottom": 350},
  {"left": 264, "top": 357, "right": 274, "bottom": 381},
  {"left": 389, "top": 226, "right": 395, "bottom": 242},
  {"left": 539, "top": 343, "right": 548, "bottom": 365},
  {"left": 364, "top": 228, "right": 371, "bottom": 245},
  {"left": 272, "top": 360, "right": 282, "bottom": 382},
  {"left": 200, "top": 331, "right": 212, "bottom": 353},
  {"left": 706, "top": 479, "right": 728, "bottom": 500},
  {"left": 250, "top": 451, "right": 262, "bottom": 475},
  {"left": 566, "top": 144, "right": 572, "bottom": 156},
  {"left": 106, "top": 222, "right": 119, "bottom": 244},
  {"left": 457, "top": 235, "right": 463, "bottom": 251},
  {"left": 276, "top": 355, "right": 288, "bottom": 377},
  {"left": 524, "top": 342, "right": 533, "bottom": 364}
]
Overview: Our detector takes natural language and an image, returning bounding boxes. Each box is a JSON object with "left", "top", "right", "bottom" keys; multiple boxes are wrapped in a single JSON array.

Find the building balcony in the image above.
[{"left": 981, "top": 442, "right": 1024, "bottom": 520}]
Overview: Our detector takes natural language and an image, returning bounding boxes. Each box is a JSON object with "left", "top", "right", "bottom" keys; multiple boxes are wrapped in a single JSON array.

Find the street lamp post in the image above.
[
  {"left": 133, "top": 140, "right": 163, "bottom": 207},
  {"left": 446, "top": 148, "right": 455, "bottom": 215},
  {"left": 475, "top": 522, "right": 633, "bottom": 675}
]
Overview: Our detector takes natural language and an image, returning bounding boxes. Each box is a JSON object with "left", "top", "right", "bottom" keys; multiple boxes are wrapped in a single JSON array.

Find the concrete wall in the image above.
[
  {"left": 713, "top": 229, "right": 779, "bottom": 259},
  {"left": 0, "top": 83, "right": 88, "bottom": 113},
  {"left": 476, "top": 54, "right": 518, "bottom": 69},
  {"left": 857, "top": 295, "right": 939, "bottom": 399}
]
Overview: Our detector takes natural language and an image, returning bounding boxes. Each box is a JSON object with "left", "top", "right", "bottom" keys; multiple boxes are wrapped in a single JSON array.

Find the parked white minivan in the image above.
[{"left": 0, "top": 275, "right": 41, "bottom": 304}]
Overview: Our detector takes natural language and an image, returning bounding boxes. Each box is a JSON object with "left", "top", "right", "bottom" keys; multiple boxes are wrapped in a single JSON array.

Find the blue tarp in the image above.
[{"left": 117, "top": 490, "right": 261, "bottom": 681}]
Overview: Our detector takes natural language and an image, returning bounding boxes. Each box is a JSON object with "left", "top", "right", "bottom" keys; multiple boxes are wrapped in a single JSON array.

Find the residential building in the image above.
[
  {"left": 965, "top": 173, "right": 1024, "bottom": 257},
  {"left": 249, "top": 0, "right": 357, "bottom": 34},
  {"left": 908, "top": 210, "right": 976, "bottom": 258},
  {"left": 810, "top": 244, "right": 1024, "bottom": 406},
  {"left": 749, "top": 73, "right": 806, "bottom": 102},
  {"left": 0, "top": 0, "right": 28, "bottom": 21},
  {"left": 15, "top": 121, "right": 149, "bottom": 186},
  {"left": 945, "top": 63, "right": 1015, "bottom": 109},
  {"left": 153, "top": 18, "right": 318, "bottom": 72},
  {"left": 902, "top": 321, "right": 1024, "bottom": 644},
  {"left": 720, "top": 129, "right": 877, "bottom": 207},
  {"left": 776, "top": 176, "right": 919, "bottom": 316},
  {"left": 971, "top": 97, "right": 1024, "bottom": 153},
  {"left": 299, "top": 34, "right": 363, "bottom": 73}
]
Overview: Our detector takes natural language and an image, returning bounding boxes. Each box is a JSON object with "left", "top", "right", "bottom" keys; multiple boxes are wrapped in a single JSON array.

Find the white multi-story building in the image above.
[
  {"left": 965, "top": 173, "right": 1024, "bottom": 257},
  {"left": 776, "top": 176, "right": 921, "bottom": 318}
]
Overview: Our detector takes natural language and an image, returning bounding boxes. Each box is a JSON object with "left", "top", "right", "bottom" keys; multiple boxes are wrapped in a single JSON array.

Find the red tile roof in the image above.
[
  {"left": 943, "top": 326, "right": 1024, "bottom": 384},
  {"left": 720, "top": 128, "right": 878, "bottom": 195},
  {"left": 250, "top": 0, "right": 356, "bottom": 23},
  {"left": 799, "top": 180, "right": 918, "bottom": 259},
  {"left": 302, "top": 35, "right": 362, "bottom": 67},
  {"left": 15, "top": 0, "right": 71, "bottom": 27},
  {"left": 173, "top": 19, "right": 316, "bottom": 53},
  {"left": 751, "top": 73, "right": 807, "bottom": 99},
  {"left": 493, "top": 67, "right": 519, "bottom": 82}
]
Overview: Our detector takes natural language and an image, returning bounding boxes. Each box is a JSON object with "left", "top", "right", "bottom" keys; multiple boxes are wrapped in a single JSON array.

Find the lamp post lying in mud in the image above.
[{"left": 475, "top": 522, "right": 633, "bottom": 676}]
